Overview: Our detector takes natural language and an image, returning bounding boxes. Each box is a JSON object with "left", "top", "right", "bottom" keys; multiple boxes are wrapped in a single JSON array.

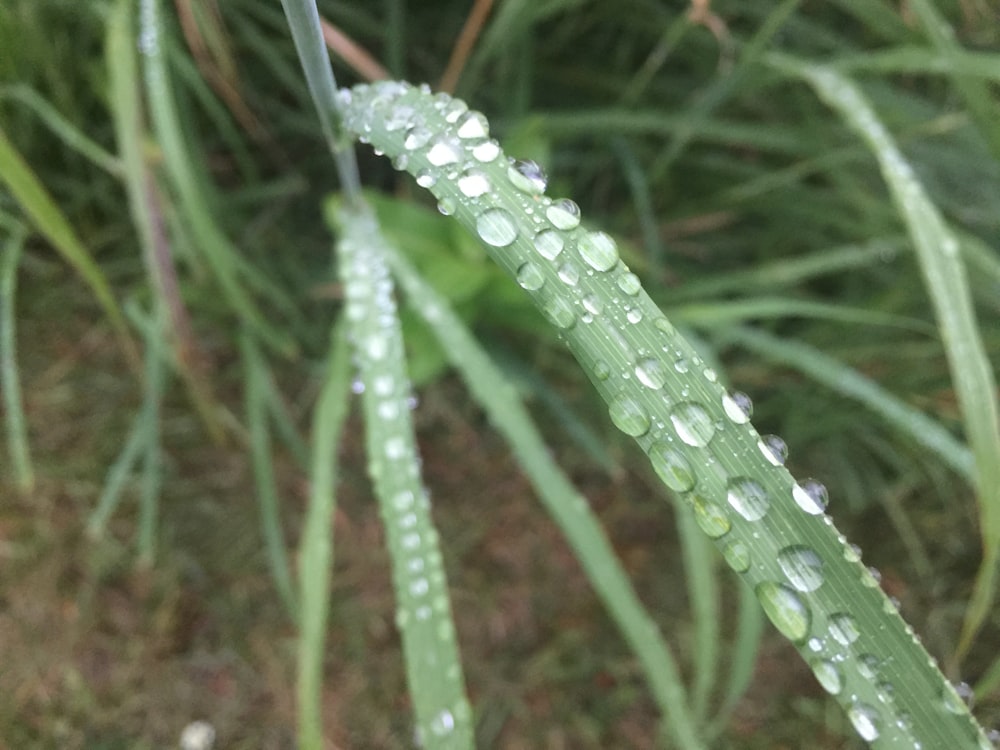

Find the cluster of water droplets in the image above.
[{"left": 340, "top": 80, "right": 997, "bottom": 750}]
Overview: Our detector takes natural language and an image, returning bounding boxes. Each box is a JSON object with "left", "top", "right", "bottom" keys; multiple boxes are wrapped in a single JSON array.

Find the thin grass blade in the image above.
[{"left": 0, "top": 224, "right": 33, "bottom": 492}]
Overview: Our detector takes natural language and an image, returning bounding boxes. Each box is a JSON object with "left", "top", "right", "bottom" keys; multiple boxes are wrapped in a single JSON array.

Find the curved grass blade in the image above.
[
  {"left": 371, "top": 215, "right": 707, "bottom": 749},
  {"left": 771, "top": 56, "right": 1000, "bottom": 660},
  {"left": 297, "top": 319, "right": 352, "bottom": 750},
  {"left": 0, "top": 223, "right": 33, "bottom": 492},
  {"left": 331, "top": 201, "right": 472, "bottom": 750},
  {"left": 338, "top": 80, "right": 993, "bottom": 748}
]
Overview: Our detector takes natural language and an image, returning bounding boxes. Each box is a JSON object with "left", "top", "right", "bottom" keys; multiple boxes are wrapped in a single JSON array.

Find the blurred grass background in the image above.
[{"left": 0, "top": 0, "right": 998, "bottom": 747}]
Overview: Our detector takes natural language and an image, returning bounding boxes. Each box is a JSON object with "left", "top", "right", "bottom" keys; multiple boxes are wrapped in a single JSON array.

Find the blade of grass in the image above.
[
  {"left": 771, "top": 56, "right": 1000, "bottom": 661},
  {"left": 297, "top": 319, "right": 352, "bottom": 750},
  {"left": 0, "top": 223, "right": 33, "bottom": 493},
  {"left": 0, "top": 126, "right": 137, "bottom": 367},
  {"left": 331, "top": 200, "right": 473, "bottom": 749},
  {"left": 371, "top": 207, "right": 707, "bottom": 749}
]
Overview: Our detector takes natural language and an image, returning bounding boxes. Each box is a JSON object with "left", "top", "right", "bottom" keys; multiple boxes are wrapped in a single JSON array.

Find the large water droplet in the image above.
[
  {"left": 778, "top": 545, "right": 825, "bottom": 592},
  {"left": 426, "top": 136, "right": 461, "bottom": 166},
  {"left": 516, "top": 262, "right": 545, "bottom": 291},
  {"left": 507, "top": 159, "right": 548, "bottom": 194},
  {"left": 857, "top": 653, "right": 881, "bottom": 680},
  {"left": 457, "top": 168, "right": 491, "bottom": 197},
  {"left": 759, "top": 434, "right": 788, "bottom": 466},
  {"left": 456, "top": 111, "right": 488, "bottom": 139},
  {"left": 476, "top": 208, "right": 518, "bottom": 247},
  {"left": 722, "top": 391, "right": 753, "bottom": 424},
  {"left": 471, "top": 139, "right": 501, "bottom": 162},
  {"left": 810, "top": 658, "right": 843, "bottom": 695},
  {"left": 415, "top": 169, "right": 437, "bottom": 188},
  {"left": 792, "top": 479, "right": 828, "bottom": 515},
  {"left": 582, "top": 294, "right": 604, "bottom": 315},
  {"left": 577, "top": 231, "right": 620, "bottom": 272},
  {"left": 437, "top": 197, "right": 456, "bottom": 216},
  {"left": 828, "top": 612, "right": 860, "bottom": 645},
  {"left": 670, "top": 402, "right": 716, "bottom": 447},
  {"left": 404, "top": 126, "right": 432, "bottom": 150},
  {"left": 635, "top": 358, "right": 667, "bottom": 389},
  {"left": 557, "top": 261, "right": 580, "bottom": 286},
  {"left": 648, "top": 441, "right": 696, "bottom": 492},
  {"left": 617, "top": 272, "right": 642, "bottom": 296},
  {"left": 756, "top": 581, "right": 811, "bottom": 642},
  {"left": 727, "top": 478, "right": 770, "bottom": 521},
  {"left": 541, "top": 296, "right": 576, "bottom": 329},
  {"left": 533, "top": 229, "right": 564, "bottom": 260},
  {"left": 723, "top": 540, "right": 751, "bottom": 572},
  {"left": 546, "top": 199, "right": 581, "bottom": 230},
  {"left": 847, "top": 702, "right": 881, "bottom": 742},
  {"left": 691, "top": 494, "right": 731, "bottom": 538},
  {"left": 609, "top": 394, "right": 651, "bottom": 437}
]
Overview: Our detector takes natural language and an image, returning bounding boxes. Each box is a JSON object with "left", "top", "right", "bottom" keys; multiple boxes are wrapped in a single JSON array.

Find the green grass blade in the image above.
[
  {"left": 241, "top": 331, "right": 298, "bottom": 617},
  {"left": 0, "top": 224, "right": 33, "bottom": 492},
  {"left": 721, "top": 326, "right": 975, "bottom": 481},
  {"left": 372, "top": 214, "right": 707, "bottom": 749},
  {"left": 297, "top": 319, "right": 352, "bottom": 750},
  {"left": 331, "top": 201, "right": 472, "bottom": 749},
  {"left": 773, "top": 56, "right": 1000, "bottom": 659},
  {"left": 340, "top": 80, "right": 993, "bottom": 748},
  {"left": 0, "top": 126, "right": 136, "bottom": 366}
]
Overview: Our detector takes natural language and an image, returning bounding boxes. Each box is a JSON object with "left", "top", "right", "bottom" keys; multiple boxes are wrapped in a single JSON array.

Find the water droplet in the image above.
[
  {"left": 557, "top": 261, "right": 580, "bottom": 286},
  {"left": 609, "top": 394, "right": 651, "bottom": 437},
  {"left": 541, "top": 296, "right": 576, "bottom": 329},
  {"left": 516, "top": 262, "right": 546, "bottom": 291},
  {"left": 727, "top": 478, "right": 770, "bottom": 521},
  {"left": 691, "top": 494, "right": 731, "bottom": 538},
  {"left": 415, "top": 169, "right": 437, "bottom": 188},
  {"left": 857, "top": 653, "right": 880, "bottom": 680},
  {"left": 617, "top": 272, "right": 642, "bottom": 296},
  {"left": 828, "top": 612, "right": 860, "bottom": 645},
  {"left": 507, "top": 159, "right": 548, "bottom": 194},
  {"left": 792, "top": 479, "right": 828, "bottom": 515},
  {"left": 457, "top": 168, "right": 491, "bottom": 197},
  {"left": 582, "top": 294, "right": 603, "bottom": 315},
  {"left": 476, "top": 208, "right": 518, "bottom": 246},
  {"left": 471, "top": 139, "right": 500, "bottom": 162},
  {"left": 778, "top": 545, "right": 825, "bottom": 592},
  {"left": 546, "top": 199, "right": 581, "bottom": 230},
  {"left": 759, "top": 434, "right": 788, "bottom": 465},
  {"left": 626, "top": 307, "right": 643, "bottom": 324},
  {"left": 635, "top": 358, "right": 667, "bottom": 389},
  {"left": 722, "top": 391, "right": 753, "bottom": 423},
  {"left": 723, "top": 540, "right": 751, "bottom": 572},
  {"left": 756, "top": 581, "right": 811, "bottom": 642},
  {"left": 533, "top": 229, "right": 564, "bottom": 260},
  {"left": 577, "top": 231, "right": 619, "bottom": 272},
  {"left": 391, "top": 153, "right": 409, "bottom": 171},
  {"left": 943, "top": 682, "right": 974, "bottom": 714},
  {"left": 670, "top": 402, "right": 716, "bottom": 447},
  {"left": 438, "top": 197, "right": 456, "bottom": 216},
  {"left": 409, "top": 577, "right": 429, "bottom": 597},
  {"left": 426, "top": 136, "right": 461, "bottom": 166},
  {"left": 385, "top": 104, "right": 415, "bottom": 132},
  {"left": 593, "top": 360, "right": 611, "bottom": 381},
  {"left": 456, "top": 111, "right": 488, "bottom": 139},
  {"left": 654, "top": 317, "right": 675, "bottom": 336},
  {"left": 647, "top": 441, "right": 696, "bottom": 492},
  {"left": 847, "top": 701, "right": 881, "bottom": 741},
  {"left": 404, "top": 126, "right": 432, "bottom": 151},
  {"left": 810, "top": 658, "right": 843, "bottom": 695}
]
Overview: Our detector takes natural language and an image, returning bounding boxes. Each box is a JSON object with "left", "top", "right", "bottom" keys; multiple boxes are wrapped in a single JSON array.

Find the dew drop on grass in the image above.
[
  {"left": 415, "top": 169, "right": 437, "bottom": 188},
  {"left": 391, "top": 154, "right": 409, "bottom": 171},
  {"left": 456, "top": 110, "right": 489, "bottom": 139},
  {"left": 609, "top": 394, "right": 651, "bottom": 437},
  {"left": 541, "top": 296, "right": 576, "bottom": 329},
  {"left": 533, "top": 229, "right": 564, "bottom": 260},
  {"left": 755, "top": 581, "right": 811, "bottom": 642},
  {"left": 546, "top": 198, "right": 581, "bottom": 229},
  {"left": 557, "top": 261, "right": 580, "bottom": 286},
  {"left": 404, "top": 126, "right": 433, "bottom": 150},
  {"left": 857, "top": 653, "right": 881, "bottom": 680},
  {"left": 617, "top": 272, "right": 642, "bottom": 296},
  {"left": 647, "top": 441, "right": 696, "bottom": 492},
  {"left": 792, "top": 479, "right": 828, "bottom": 515},
  {"left": 593, "top": 360, "right": 611, "bottom": 381},
  {"left": 438, "top": 197, "right": 456, "bottom": 216},
  {"left": 722, "top": 540, "right": 751, "bottom": 572},
  {"left": 444, "top": 98, "right": 468, "bottom": 123},
  {"left": 670, "top": 402, "right": 716, "bottom": 447},
  {"left": 691, "top": 494, "right": 731, "bottom": 538},
  {"left": 847, "top": 702, "right": 881, "bottom": 742},
  {"left": 727, "top": 477, "right": 770, "bottom": 521},
  {"left": 635, "top": 358, "right": 667, "bottom": 389},
  {"left": 943, "top": 682, "right": 974, "bottom": 714},
  {"left": 722, "top": 391, "right": 753, "bottom": 423},
  {"left": 457, "top": 168, "right": 491, "bottom": 197},
  {"left": 508, "top": 159, "right": 548, "bottom": 194},
  {"left": 516, "top": 262, "right": 546, "bottom": 291},
  {"left": 577, "top": 231, "right": 620, "bottom": 271},
  {"left": 778, "top": 545, "right": 825, "bottom": 592},
  {"left": 759, "top": 434, "right": 788, "bottom": 465},
  {"left": 426, "top": 136, "right": 461, "bottom": 166},
  {"left": 626, "top": 307, "right": 642, "bottom": 324},
  {"left": 810, "top": 658, "right": 844, "bottom": 695},
  {"left": 385, "top": 104, "right": 415, "bottom": 132},
  {"left": 471, "top": 139, "right": 500, "bottom": 162},
  {"left": 476, "top": 207, "right": 518, "bottom": 246},
  {"left": 582, "top": 294, "right": 604, "bottom": 315},
  {"left": 828, "top": 612, "right": 860, "bottom": 645}
]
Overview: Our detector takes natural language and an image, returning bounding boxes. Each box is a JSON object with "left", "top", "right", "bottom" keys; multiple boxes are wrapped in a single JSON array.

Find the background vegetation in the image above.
[{"left": 1, "top": 0, "right": 998, "bottom": 747}]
